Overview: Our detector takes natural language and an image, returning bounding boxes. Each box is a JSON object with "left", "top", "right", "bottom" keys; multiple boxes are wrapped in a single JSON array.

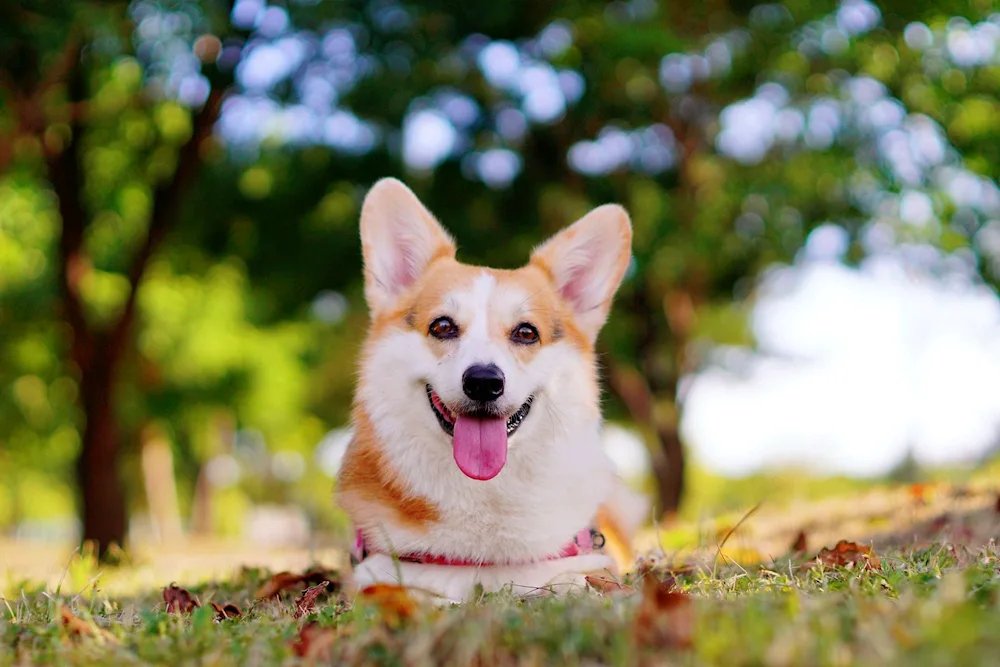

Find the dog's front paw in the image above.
[{"left": 517, "top": 554, "right": 618, "bottom": 598}]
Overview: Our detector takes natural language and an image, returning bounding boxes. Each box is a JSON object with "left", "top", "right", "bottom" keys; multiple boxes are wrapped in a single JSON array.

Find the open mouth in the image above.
[
  {"left": 426, "top": 386, "right": 533, "bottom": 438},
  {"left": 426, "top": 385, "right": 534, "bottom": 481}
]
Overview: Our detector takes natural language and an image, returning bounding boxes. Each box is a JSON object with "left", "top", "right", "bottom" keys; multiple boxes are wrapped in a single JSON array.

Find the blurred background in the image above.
[{"left": 2, "top": 0, "right": 1000, "bottom": 562}]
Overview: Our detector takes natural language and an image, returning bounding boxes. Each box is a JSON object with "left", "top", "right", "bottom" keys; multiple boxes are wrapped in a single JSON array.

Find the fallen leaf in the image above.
[
  {"left": 301, "top": 567, "right": 340, "bottom": 590},
  {"left": 665, "top": 564, "right": 696, "bottom": 577},
  {"left": 164, "top": 584, "right": 200, "bottom": 614},
  {"left": 290, "top": 621, "right": 337, "bottom": 660},
  {"left": 255, "top": 568, "right": 340, "bottom": 600},
  {"left": 790, "top": 530, "right": 808, "bottom": 555},
  {"left": 634, "top": 557, "right": 654, "bottom": 576},
  {"left": 952, "top": 524, "right": 975, "bottom": 543},
  {"left": 358, "top": 584, "right": 418, "bottom": 627},
  {"left": 210, "top": 602, "right": 242, "bottom": 620},
  {"left": 813, "top": 540, "right": 881, "bottom": 571},
  {"left": 255, "top": 572, "right": 305, "bottom": 599},
  {"left": 60, "top": 605, "right": 117, "bottom": 643},
  {"left": 585, "top": 575, "right": 636, "bottom": 596},
  {"left": 908, "top": 483, "right": 928, "bottom": 504},
  {"left": 294, "top": 581, "right": 329, "bottom": 619},
  {"left": 634, "top": 557, "right": 695, "bottom": 580},
  {"left": 928, "top": 515, "right": 951, "bottom": 534},
  {"left": 634, "top": 576, "right": 694, "bottom": 650}
]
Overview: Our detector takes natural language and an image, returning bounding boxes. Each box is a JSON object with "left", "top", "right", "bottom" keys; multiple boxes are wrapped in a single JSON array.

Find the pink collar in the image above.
[{"left": 352, "top": 527, "right": 603, "bottom": 567}]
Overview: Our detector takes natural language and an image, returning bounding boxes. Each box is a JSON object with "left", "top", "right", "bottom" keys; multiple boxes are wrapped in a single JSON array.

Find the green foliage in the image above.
[{"left": 3, "top": 0, "right": 1000, "bottom": 535}]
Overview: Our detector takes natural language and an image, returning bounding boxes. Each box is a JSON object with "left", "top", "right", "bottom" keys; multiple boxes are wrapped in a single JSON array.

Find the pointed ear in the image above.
[
  {"left": 530, "top": 204, "right": 632, "bottom": 342},
  {"left": 359, "top": 178, "right": 456, "bottom": 315}
]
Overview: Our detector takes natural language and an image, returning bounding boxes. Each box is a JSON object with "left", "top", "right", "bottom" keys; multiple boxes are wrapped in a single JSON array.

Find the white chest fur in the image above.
[
  {"left": 345, "top": 178, "right": 638, "bottom": 602},
  {"left": 354, "top": 328, "right": 618, "bottom": 566},
  {"left": 362, "top": 403, "right": 617, "bottom": 565},
  {"left": 351, "top": 553, "right": 617, "bottom": 604}
]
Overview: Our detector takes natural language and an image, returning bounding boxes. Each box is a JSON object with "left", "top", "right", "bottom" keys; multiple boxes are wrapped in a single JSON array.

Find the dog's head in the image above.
[{"left": 356, "top": 178, "right": 632, "bottom": 481}]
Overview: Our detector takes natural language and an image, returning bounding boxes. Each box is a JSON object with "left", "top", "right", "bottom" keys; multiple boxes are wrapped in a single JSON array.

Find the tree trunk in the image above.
[
  {"left": 654, "top": 422, "right": 685, "bottom": 518},
  {"left": 643, "top": 427, "right": 679, "bottom": 520},
  {"left": 76, "top": 353, "right": 128, "bottom": 557},
  {"left": 3, "top": 6, "right": 232, "bottom": 561},
  {"left": 603, "top": 358, "right": 685, "bottom": 518},
  {"left": 42, "top": 46, "right": 130, "bottom": 558}
]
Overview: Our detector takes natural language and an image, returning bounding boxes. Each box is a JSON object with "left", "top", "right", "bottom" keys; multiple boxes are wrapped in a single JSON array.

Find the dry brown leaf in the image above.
[
  {"left": 358, "top": 584, "right": 418, "bottom": 627},
  {"left": 950, "top": 485, "right": 973, "bottom": 499},
  {"left": 210, "top": 602, "right": 242, "bottom": 620},
  {"left": 290, "top": 621, "right": 337, "bottom": 660},
  {"left": 294, "top": 581, "right": 329, "bottom": 619},
  {"left": 255, "top": 568, "right": 340, "bottom": 600},
  {"left": 928, "top": 514, "right": 951, "bottom": 534},
  {"left": 908, "top": 483, "right": 928, "bottom": 504},
  {"left": 301, "top": 568, "right": 340, "bottom": 590},
  {"left": 163, "top": 584, "right": 200, "bottom": 614},
  {"left": 634, "top": 576, "right": 694, "bottom": 650},
  {"left": 255, "top": 572, "right": 305, "bottom": 599},
  {"left": 951, "top": 524, "right": 975, "bottom": 543},
  {"left": 634, "top": 557, "right": 695, "bottom": 581},
  {"left": 585, "top": 575, "right": 636, "bottom": 596},
  {"left": 790, "top": 530, "right": 808, "bottom": 555},
  {"left": 60, "top": 605, "right": 117, "bottom": 643},
  {"left": 813, "top": 540, "right": 881, "bottom": 571},
  {"left": 634, "top": 557, "right": 654, "bottom": 576}
]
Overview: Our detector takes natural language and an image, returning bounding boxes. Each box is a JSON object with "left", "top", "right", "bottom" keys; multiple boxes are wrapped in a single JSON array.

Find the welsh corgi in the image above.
[{"left": 336, "top": 178, "right": 648, "bottom": 603}]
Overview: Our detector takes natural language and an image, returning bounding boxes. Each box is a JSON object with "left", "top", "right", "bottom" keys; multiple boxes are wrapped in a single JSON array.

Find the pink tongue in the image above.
[{"left": 452, "top": 415, "right": 508, "bottom": 480}]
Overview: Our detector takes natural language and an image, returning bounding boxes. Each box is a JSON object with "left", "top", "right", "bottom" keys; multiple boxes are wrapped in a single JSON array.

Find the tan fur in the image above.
[
  {"left": 529, "top": 204, "right": 633, "bottom": 343},
  {"left": 345, "top": 257, "right": 605, "bottom": 529},
  {"left": 595, "top": 506, "right": 633, "bottom": 572},
  {"left": 337, "top": 179, "right": 645, "bottom": 599},
  {"left": 336, "top": 409, "right": 440, "bottom": 530},
  {"left": 371, "top": 258, "right": 593, "bottom": 359}
]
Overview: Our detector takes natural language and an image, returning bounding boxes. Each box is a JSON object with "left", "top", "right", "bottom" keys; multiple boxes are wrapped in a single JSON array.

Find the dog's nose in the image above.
[{"left": 462, "top": 364, "right": 505, "bottom": 402}]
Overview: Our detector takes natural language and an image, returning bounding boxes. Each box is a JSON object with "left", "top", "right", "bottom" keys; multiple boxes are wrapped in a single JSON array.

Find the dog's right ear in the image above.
[
  {"left": 529, "top": 204, "right": 632, "bottom": 343},
  {"left": 359, "top": 178, "right": 456, "bottom": 315}
]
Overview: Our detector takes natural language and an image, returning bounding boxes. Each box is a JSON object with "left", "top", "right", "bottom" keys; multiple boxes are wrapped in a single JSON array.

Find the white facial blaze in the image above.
[
  {"left": 347, "top": 181, "right": 642, "bottom": 598},
  {"left": 453, "top": 272, "right": 498, "bottom": 356},
  {"left": 438, "top": 273, "right": 517, "bottom": 411}
]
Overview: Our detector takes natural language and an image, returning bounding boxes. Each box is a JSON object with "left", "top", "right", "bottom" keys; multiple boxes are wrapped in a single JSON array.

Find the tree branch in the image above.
[
  {"left": 603, "top": 356, "right": 654, "bottom": 424},
  {"left": 1, "top": 35, "right": 82, "bottom": 173},
  {"left": 108, "top": 87, "right": 226, "bottom": 353}
]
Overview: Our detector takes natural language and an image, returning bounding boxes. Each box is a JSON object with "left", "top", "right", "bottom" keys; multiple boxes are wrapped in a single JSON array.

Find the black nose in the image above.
[{"left": 462, "top": 364, "right": 505, "bottom": 402}]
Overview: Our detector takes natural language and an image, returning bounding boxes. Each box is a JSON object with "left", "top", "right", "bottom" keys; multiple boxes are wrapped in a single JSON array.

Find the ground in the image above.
[{"left": 2, "top": 476, "right": 999, "bottom": 666}]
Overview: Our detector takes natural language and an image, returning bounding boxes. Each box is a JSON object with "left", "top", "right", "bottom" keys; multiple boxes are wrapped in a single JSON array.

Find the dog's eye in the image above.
[
  {"left": 511, "top": 323, "right": 539, "bottom": 345},
  {"left": 429, "top": 316, "right": 459, "bottom": 339}
]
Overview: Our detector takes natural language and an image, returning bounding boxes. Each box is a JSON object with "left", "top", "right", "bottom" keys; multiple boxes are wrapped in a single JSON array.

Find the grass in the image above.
[{"left": 2, "top": 480, "right": 999, "bottom": 666}]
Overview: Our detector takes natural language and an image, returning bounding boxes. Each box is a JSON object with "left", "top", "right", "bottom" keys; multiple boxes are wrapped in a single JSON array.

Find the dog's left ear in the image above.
[
  {"left": 359, "top": 178, "right": 456, "bottom": 316},
  {"left": 530, "top": 204, "right": 633, "bottom": 342}
]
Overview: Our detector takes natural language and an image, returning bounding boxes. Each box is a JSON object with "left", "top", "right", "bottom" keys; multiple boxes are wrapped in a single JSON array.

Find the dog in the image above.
[{"left": 336, "top": 178, "right": 648, "bottom": 603}]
